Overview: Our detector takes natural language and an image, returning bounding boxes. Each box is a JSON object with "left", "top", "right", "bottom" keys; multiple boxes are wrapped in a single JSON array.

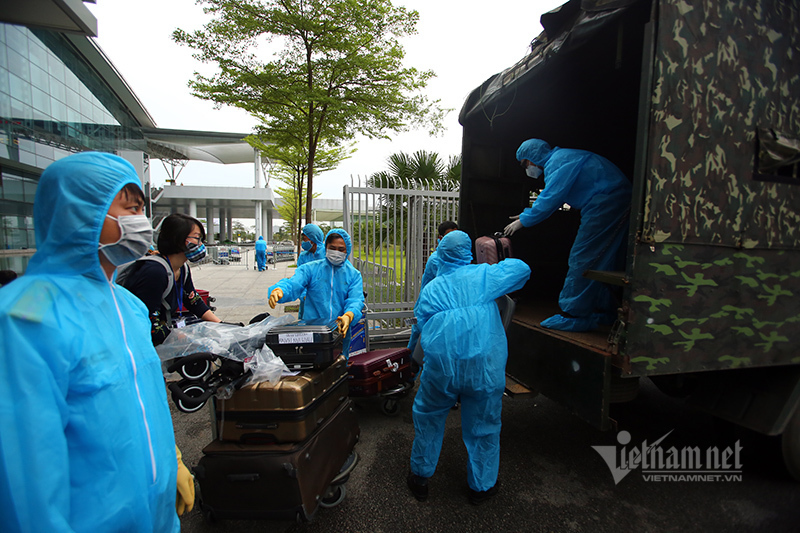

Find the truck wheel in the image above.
[{"left": 781, "top": 407, "right": 800, "bottom": 481}]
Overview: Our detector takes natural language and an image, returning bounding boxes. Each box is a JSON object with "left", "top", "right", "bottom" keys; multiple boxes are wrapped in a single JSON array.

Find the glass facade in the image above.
[{"left": 0, "top": 23, "right": 147, "bottom": 274}]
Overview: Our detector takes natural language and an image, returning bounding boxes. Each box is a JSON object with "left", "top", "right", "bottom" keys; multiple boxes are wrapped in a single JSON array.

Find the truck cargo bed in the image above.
[{"left": 511, "top": 301, "right": 613, "bottom": 356}]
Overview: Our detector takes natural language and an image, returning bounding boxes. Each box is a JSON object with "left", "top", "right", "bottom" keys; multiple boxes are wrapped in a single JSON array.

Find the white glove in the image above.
[{"left": 504, "top": 219, "right": 524, "bottom": 236}]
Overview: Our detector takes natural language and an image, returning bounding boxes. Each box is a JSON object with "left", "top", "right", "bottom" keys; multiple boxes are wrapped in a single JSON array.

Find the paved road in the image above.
[{"left": 171, "top": 261, "right": 800, "bottom": 532}]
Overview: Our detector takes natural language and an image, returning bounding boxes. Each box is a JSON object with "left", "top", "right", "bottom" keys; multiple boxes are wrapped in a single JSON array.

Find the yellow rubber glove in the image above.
[
  {"left": 175, "top": 445, "right": 195, "bottom": 516},
  {"left": 336, "top": 311, "right": 354, "bottom": 337},
  {"left": 268, "top": 287, "right": 283, "bottom": 309}
]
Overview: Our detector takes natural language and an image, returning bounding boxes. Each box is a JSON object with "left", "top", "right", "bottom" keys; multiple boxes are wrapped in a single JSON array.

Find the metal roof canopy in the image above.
[
  {"left": 0, "top": 0, "right": 97, "bottom": 37},
  {"left": 141, "top": 127, "right": 256, "bottom": 165}
]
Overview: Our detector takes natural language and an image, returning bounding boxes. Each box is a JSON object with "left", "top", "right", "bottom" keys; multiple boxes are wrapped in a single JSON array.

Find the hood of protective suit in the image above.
[
  {"left": 324, "top": 228, "right": 353, "bottom": 259},
  {"left": 303, "top": 223, "right": 325, "bottom": 248},
  {"left": 27, "top": 152, "right": 140, "bottom": 281},
  {"left": 257, "top": 236, "right": 264, "bottom": 240},
  {"left": 516, "top": 139, "right": 555, "bottom": 167},
  {"left": 437, "top": 230, "right": 473, "bottom": 275}
]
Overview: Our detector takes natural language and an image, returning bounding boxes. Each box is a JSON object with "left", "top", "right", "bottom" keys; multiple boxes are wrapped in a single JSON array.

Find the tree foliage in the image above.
[
  {"left": 174, "top": 0, "right": 447, "bottom": 222},
  {"left": 369, "top": 150, "right": 461, "bottom": 191}
]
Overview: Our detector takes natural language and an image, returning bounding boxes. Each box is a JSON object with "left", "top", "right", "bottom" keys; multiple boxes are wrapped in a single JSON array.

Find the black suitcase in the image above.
[
  {"left": 195, "top": 399, "right": 360, "bottom": 523},
  {"left": 265, "top": 318, "right": 343, "bottom": 370}
]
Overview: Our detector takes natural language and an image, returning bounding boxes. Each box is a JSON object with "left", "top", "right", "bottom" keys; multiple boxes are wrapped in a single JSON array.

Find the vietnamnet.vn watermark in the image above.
[{"left": 592, "top": 430, "right": 743, "bottom": 484}]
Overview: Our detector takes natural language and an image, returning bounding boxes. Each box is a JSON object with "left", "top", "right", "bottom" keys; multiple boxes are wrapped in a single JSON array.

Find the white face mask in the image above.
[
  {"left": 98, "top": 214, "right": 153, "bottom": 266},
  {"left": 525, "top": 165, "right": 543, "bottom": 179},
  {"left": 326, "top": 249, "right": 347, "bottom": 266}
]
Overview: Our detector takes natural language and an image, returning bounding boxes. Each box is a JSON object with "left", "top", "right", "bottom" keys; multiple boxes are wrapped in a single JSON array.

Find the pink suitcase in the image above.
[{"left": 475, "top": 232, "right": 512, "bottom": 264}]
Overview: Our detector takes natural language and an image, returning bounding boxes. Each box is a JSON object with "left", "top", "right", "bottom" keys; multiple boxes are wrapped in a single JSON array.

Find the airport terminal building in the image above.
[{"left": 0, "top": 3, "right": 276, "bottom": 274}]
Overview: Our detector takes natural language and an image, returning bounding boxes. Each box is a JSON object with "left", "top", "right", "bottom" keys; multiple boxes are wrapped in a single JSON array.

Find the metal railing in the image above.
[{"left": 344, "top": 176, "right": 459, "bottom": 343}]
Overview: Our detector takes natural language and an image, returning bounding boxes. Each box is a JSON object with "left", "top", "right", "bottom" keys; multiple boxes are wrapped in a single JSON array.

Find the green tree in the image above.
[
  {"left": 248, "top": 133, "right": 350, "bottom": 251},
  {"left": 369, "top": 150, "right": 460, "bottom": 191},
  {"left": 173, "top": 0, "right": 446, "bottom": 224}
]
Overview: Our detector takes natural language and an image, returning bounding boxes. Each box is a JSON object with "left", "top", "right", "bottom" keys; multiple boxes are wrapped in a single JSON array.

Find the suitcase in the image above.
[
  {"left": 195, "top": 399, "right": 360, "bottom": 523},
  {"left": 215, "top": 374, "right": 350, "bottom": 444},
  {"left": 265, "top": 318, "right": 343, "bottom": 370},
  {"left": 347, "top": 348, "right": 412, "bottom": 397},
  {"left": 348, "top": 363, "right": 413, "bottom": 396},
  {"left": 475, "top": 232, "right": 513, "bottom": 264}
]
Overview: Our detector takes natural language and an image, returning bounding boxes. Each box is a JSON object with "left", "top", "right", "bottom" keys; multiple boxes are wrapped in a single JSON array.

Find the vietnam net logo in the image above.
[{"left": 592, "top": 430, "right": 743, "bottom": 484}]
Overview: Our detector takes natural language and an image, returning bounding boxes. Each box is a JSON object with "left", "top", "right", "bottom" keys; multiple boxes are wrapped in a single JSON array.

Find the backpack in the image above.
[{"left": 116, "top": 254, "right": 186, "bottom": 325}]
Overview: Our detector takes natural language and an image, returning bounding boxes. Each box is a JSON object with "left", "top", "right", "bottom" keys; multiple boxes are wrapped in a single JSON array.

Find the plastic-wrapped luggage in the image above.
[
  {"left": 265, "top": 318, "right": 343, "bottom": 370},
  {"left": 195, "top": 399, "right": 360, "bottom": 523}
]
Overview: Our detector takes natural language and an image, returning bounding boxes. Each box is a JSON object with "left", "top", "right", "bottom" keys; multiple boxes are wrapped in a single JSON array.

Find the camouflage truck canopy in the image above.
[{"left": 459, "top": 0, "right": 800, "bottom": 376}]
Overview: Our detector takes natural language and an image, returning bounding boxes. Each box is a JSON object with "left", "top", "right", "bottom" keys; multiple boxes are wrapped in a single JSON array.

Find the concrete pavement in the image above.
[
  {"left": 189, "top": 249, "right": 296, "bottom": 324},
  {"left": 170, "top": 257, "right": 800, "bottom": 533}
]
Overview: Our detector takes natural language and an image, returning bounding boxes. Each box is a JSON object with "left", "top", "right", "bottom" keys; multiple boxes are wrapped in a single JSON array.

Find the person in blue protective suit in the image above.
[
  {"left": 503, "top": 139, "right": 631, "bottom": 332},
  {"left": 0, "top": 152, "right": 193, "bottom": 531},
  {"left": 255, "top": 235, "right": 268, "bottom": 271},
  {"left": 407, "top": 230, "right": 530, "bottom": 505},
  {"left": 267, "top": 228, "right": 364, "bottom": 356},
  {"left": 407, "top": 220, "right": 459, "bottom": 359},
  {"left": 296, "top": 223, "right": 326, "bottom": 319}
]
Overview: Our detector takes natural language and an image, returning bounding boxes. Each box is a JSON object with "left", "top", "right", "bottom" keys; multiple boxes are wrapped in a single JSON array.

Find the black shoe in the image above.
[
  {"left": 407, "top": 473, "right": 429, "bottom": 502},
  {"left": 468, "top": 481, "right": 500, "bottom": 506}
]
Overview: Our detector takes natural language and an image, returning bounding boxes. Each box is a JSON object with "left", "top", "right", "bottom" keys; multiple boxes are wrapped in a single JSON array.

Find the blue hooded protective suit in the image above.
[
  {"left": 516, "top": 139, "right": 631, "bottom": 331},
  {"left": 410, "top": 231, "right": 530, "bottom": 492},
  {"left": 0, "top": 152, "right": 179, "bottom": 532},
  {"left": 296, "top": 223, "right": 326, "bottom": 267},
  {"left": 268, "top": 228, "right": 364, "bottom": 356},
  {"left": 406, "top": 248, "right": 442, "bottom": 351},
  {"left": 255, "top": 236, "right": 267, "bottom": 271},
  {"left": 296, "top": 224, "right": 326, "bottom": 319}
]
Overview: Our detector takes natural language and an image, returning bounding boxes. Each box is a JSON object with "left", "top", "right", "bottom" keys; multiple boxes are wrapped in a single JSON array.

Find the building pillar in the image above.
[
  {"left": 264, "top": 207, "right": 273, "bottom": 241},
  {"left": 189, "top": 199, "right": 197, "bottom": 219},
  {"left": 206, "top": 206, "right": 214, "bottom": 243},
  {"left": 219, "top": 207, "right": 227, "bottom": 242},
  {"left": 226, "top": 214, "right": 233, "bottom": 242}
]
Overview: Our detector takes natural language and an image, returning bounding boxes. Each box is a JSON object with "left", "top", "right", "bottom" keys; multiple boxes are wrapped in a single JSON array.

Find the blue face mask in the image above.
[
  {"left": 301, "top": 240, "right": 313, "bottom": 251},
  {"left": 185, "top": 241, "right": 207, "bottom": 263}
]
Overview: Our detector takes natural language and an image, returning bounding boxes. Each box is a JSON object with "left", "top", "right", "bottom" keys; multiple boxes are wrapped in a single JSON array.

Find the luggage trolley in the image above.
[
  {"left": 346, "top": 296, "right": 416, "bottom": 416},
  {"left": 164, "top": 319, "right": 359, "bottom": 523}
]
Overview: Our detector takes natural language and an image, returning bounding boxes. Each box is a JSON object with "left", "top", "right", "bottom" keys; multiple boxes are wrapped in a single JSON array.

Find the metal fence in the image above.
[{"left": 343, "top": 176, "right": 459, "bottom": 343}]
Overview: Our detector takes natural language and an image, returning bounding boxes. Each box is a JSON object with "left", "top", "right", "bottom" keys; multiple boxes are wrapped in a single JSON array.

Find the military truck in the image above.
[{"left": 458, "top": 0, "right": 800, "bottom": 478}]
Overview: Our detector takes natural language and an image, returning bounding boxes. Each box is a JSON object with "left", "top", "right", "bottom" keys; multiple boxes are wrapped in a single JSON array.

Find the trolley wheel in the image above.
[
  {"left": 380, "top": 398, "right": 401, "bottom": 417},
  {"left": 200, "top": 501, "right": 216, "bottom": 525},
  {"left": 319, "top": 484, "right": 346, "bottom": 508},
  {"left": 782, "top": 407, "right": 800, "bottom": 481},
  {"left": 173, "top": 384, "right": 208, "bottom": 413},
  {"left": 178, "top": 358, "right": 211, "bottom": 380}
]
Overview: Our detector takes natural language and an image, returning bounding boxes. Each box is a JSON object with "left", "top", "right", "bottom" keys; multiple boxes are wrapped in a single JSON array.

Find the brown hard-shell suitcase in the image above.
[
  {"left": 265, "top": 318, "right": 343, "bottom": 370},
  {"left": 195, "top": 398, "right": 360, "bottom": 523},
  {"left": 215, "top": 375, "right": 349, "bottom": 444},
  {"left": 475, "top": 232, "right": 513, "bottom": 264},
  {"left": 219, "top": 356, "right": 347, "bottom": 412}
]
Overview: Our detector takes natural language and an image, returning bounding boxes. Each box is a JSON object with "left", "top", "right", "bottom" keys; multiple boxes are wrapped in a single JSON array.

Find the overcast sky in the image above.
[{"left": 86, "top": 0, "right": 564, "bottom": 199}]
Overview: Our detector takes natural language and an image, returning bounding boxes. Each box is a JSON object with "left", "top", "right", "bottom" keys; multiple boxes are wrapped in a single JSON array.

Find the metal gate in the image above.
[{"left": 343, "top": 177, "right": 459, "bottom": 346}]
